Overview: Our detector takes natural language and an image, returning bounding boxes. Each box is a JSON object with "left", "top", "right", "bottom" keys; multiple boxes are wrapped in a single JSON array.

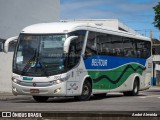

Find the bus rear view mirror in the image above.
[
  {"left": 64, "top": 36, "right": 78, "bottom": 53},
  {"left": 4, "top": 36, "right": 18, "bottom": 53}
]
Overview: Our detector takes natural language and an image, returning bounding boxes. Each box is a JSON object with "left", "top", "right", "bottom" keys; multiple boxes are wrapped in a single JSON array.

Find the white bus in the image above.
[{"left": 4, "top": 22, "right": 152, "bottom": 102}]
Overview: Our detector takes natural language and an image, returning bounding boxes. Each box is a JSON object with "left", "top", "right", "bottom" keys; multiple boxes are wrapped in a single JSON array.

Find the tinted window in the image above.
[
  {"left": 137, "top": 40, "right": 151, "bottom": 58},
  {"left": 111, "top": 35, "right": 123, "bottom": 56},
  {"left": 123, "top": 38, "right": 137, "bottom": 58},
  {"left": 96, "top": 33, "right": 108, "bottom": 55},
  {"left": 85, "top": 31, "right": 151, "bottom": 59}
]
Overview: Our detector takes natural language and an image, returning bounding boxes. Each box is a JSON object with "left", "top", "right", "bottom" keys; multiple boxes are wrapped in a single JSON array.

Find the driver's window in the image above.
[
  {"left": 68, "top": 41, "right": 76, "bottom": 67},
  {"left": 84, "top": 31, "right": 97, "bottom": 59},
  {"left": 67, "top": 30, "right": 86, "bottom": 69}
]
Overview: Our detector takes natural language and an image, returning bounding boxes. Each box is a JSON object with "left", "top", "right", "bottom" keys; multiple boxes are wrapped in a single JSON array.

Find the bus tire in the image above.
[
  {"left": 123, "top": 79, "right": 139, "bottom": 96},
  {"left": 74, "top": 80, "right": 92, "bottom": 101},
  {"left": 32, "top": 96, "right": 49, "bottom": 102},
  {"left": 94, "top": 93, "right": 107, "bottom": 98},
  {"left": 131, "top": 79, "right": 139, "bottom": 96}
]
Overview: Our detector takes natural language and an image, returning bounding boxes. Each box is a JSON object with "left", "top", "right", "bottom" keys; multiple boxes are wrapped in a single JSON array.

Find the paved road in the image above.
[{"left": 0, "top": 87, "right": 160, "bottom": 112}]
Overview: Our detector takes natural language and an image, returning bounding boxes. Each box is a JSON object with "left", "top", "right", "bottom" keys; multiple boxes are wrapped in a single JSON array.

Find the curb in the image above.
[
  {"left": 0, "top": 92, "right": 31, "bottom": 101},
  {"left": 0, "top": 96, "right": 32, "bottom": 101}
]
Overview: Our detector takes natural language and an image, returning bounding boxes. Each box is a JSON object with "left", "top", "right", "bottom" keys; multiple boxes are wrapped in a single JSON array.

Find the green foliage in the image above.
[{"left": 153, "top": 2, "right": 160, "bottom": 30}]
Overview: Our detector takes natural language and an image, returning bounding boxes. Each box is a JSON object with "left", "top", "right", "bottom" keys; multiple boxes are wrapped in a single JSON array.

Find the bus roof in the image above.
[{"left": 21, "top": 22, "right": 150, "bottom": 41}]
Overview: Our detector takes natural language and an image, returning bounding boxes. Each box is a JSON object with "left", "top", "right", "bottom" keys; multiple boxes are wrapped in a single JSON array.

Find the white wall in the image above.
[
  {"left": 153, "top": 55, "right": 160, "bottom": 62},
  {"left": 0, "top": 52, "right": 13, "bottom": 93},
  {"left": 0, "top": 0, "right": 60, "bottom": 39},
  {"left": 0, "top": 0, "right": 60, "bottom": 93},
  {"left": 156, "top": 64, "right": 160, "bottom": 71}
]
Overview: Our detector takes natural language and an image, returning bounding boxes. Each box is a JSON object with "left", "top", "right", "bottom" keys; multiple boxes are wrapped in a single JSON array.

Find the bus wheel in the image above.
[
  {"left": 74, "top": 80, "right": 92, "bottom": 101},
  {"left": 32, "top": 96, "right": 49, "bottom": 102},
  {"left": 123, "top": 79, "right": 139, "bottom": 96},
  {"left": 132, "top": 79, "right": 139, "bottom": 96},
  {"left": 94, "top": 93, "right": 107, "bottom": 98}
]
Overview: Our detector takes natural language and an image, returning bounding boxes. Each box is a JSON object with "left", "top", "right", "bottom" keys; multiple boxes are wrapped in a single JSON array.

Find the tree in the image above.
[{"left": 153, "top": 2, "right": 160, "bottom": 30}]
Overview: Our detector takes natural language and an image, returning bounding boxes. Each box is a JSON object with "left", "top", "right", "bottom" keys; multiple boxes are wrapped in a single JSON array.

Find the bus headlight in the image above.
[
  {"left": 49, "top": 79, "right": 64, "bottom": 85},
  {"left": 55, "top": 79, "right": 62, "bottom": 84},
  {"left": 12, "top": 77, "right": 21, "bottom": 84},
  {"left": 60, "top": 75, "right": 70, "bottom": 81},
  {"left": 49, "top": 75, "right": 70, "bottom": 85}
]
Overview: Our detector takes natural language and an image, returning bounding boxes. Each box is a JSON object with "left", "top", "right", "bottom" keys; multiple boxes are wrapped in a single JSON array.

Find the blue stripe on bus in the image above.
[{"left": 84, "top": 55, "right": 146, "bottom": 70}]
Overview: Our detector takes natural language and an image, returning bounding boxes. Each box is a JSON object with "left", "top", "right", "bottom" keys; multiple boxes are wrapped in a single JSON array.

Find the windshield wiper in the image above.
[
  {"left": 34, "top": 49, "right": 49, "bottom": 77},
  {"left": 21, "top": 50, "right": 36, "bottom": 75},
  {"left": 21, "top": 49, "right": 49, "bottom": 77},
  {"left": 36, "top": 58, "right": 49, "bottom": 77}
]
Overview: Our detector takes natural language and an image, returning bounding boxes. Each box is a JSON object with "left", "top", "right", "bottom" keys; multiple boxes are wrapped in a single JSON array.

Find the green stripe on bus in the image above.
[{"left": 88, "top": 63, "right": 145, "bottom": 90}]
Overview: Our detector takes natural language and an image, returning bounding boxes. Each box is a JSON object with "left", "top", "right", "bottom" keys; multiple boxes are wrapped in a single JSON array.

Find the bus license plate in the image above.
[{"left": 30, "top": 89, "right": 39, "bottom": 93}]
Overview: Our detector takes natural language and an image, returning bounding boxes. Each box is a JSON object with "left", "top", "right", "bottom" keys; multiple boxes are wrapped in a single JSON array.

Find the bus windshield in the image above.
[{"left": 13, "top": 34, "right": 67, "bottom": 76}]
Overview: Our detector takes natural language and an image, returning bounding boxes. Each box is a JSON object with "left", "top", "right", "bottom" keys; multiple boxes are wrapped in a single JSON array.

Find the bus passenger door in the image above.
[{"left": 66, "top": 40, "right": 79, "bottom": 95}]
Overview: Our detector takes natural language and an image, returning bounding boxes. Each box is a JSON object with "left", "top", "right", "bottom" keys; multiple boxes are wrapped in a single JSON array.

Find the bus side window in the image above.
[
  {"left": 137, "top": 40, "right": 146, "bottom": 58},
  {"left": 111, "top": 35, "right": 123, "bottom": 56},
  {"left": 123, "top": 38, "right": 136, "bottom": 58},
  {"left": 96, "top": 33, "right": 112, "bottom": 56},
  {"left": 144, "top": 41, "right": 151, "bottom": 58}
]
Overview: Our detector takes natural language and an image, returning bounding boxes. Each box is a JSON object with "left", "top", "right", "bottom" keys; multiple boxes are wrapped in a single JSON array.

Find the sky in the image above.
[{"left": 60, "top": 0, "right": 160, "bottom": 39}]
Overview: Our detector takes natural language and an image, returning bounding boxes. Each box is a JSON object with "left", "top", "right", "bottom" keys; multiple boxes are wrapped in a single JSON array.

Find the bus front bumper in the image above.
[{"left": 12, "top": 81, "right": 67, "bottom": 97}]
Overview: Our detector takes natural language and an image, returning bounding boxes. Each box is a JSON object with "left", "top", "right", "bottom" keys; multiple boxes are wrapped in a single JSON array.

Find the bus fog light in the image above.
[
  {"left": 54, "top": 88, "right": 61, "bottom": 93},
  {"left": 12, "top": 87, "right": 17, "bottom": 92}
]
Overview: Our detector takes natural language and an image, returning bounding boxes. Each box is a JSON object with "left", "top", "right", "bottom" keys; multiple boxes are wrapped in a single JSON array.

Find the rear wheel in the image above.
[
  {"left": 123, "top": 79, "right": 139, "bottom": 96},
  {"left": 74, "top": 80, "right": 92, "bottom": 101},
  {"left": 132, "top": 79, "right": 139, "bottom": 96},
  {"left": 32, "top": 96, "right": 49, "bottom": 102}
]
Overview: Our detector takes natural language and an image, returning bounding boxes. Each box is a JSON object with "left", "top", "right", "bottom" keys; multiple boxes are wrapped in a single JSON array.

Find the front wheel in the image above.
[
  {"left": 32, "top": 96, "right": 49, "bottom": 102},
  {"left": 74, "top": 80, "right": 92, "bottom": 101}
]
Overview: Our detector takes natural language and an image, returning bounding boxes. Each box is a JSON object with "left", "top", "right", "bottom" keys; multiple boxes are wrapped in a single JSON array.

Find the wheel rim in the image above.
[
  {"left": 82, "top": 85, "right": 89, "bottom": 96},
  {"left": 134, "top": 84, "right": 138, "bottom": 93}
]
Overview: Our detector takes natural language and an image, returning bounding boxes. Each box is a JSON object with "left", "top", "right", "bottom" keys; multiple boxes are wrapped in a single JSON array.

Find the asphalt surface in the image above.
[{"left": 0, "top": 86, "right": 160, "bottom": 112}]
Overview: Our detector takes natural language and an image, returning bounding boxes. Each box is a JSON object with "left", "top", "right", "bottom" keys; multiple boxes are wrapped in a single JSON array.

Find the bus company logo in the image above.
[
  {"left": 2, "top": 112, "right": 11, "bottom": 117},
  {"left": 33, "top": 83, "right": 36, "bottom": 87}
]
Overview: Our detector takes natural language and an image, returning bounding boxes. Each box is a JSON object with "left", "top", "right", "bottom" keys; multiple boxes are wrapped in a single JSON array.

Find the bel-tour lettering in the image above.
[{"left": 92, "top": 59, "right": 108, "bottom": 67}]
